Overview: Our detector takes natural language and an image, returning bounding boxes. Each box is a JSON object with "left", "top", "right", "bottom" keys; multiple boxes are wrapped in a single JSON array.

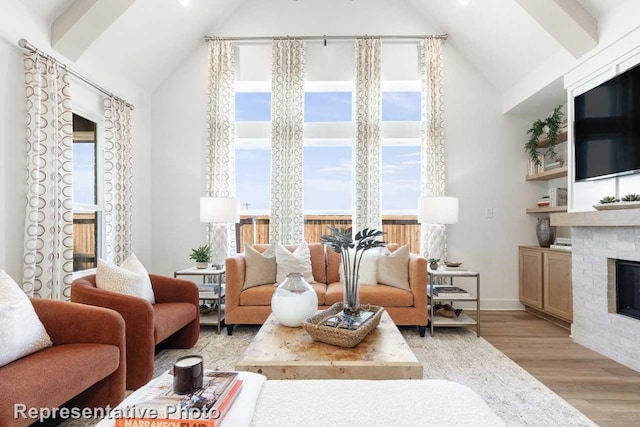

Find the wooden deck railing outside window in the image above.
[{"left": 238, "top": 215, "right": 420, "bottom": 253}]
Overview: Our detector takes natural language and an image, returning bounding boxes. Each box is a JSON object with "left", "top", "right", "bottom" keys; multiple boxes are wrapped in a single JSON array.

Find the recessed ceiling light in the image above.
[{"left": 178, "top": 0, "right": 191, "bottom": 6}]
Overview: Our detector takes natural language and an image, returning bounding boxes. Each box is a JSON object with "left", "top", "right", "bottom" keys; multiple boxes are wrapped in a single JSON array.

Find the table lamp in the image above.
[
  {"left": 200, "top": 197, "right": 240, "bottom": 269},
  {"left": 417, "top": 196, "right": 459, "bottom": 263}
]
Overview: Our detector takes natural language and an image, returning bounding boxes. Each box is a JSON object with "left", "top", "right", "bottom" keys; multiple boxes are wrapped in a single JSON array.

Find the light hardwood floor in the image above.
[{"left": 479, "top": 311, "right": 640, "bottom": 427}]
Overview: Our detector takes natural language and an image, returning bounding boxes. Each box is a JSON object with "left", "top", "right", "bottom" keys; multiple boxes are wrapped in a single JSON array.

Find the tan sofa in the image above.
[
  {"left": 0, "top": 299, "right": 125, "bottom": 427},
  {"left": 225, "top": 243, "right": 428, "bottom": 336}
]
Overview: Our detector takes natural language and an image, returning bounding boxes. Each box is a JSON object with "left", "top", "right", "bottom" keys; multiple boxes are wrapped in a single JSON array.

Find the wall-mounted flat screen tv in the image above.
[{"left": 574, "top": 64, "right": 640, "bottom": 181}]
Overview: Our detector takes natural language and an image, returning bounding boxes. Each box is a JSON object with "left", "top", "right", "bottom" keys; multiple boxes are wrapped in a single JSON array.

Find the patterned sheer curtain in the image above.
[
  {"left": 22, "top": 52, "right": 74, "bottom": 300},
  {"left": 420, "top": 37, "right": 446, "bottom": 258},
  {"left": 104, "top": 97, "right": 133, "bottom": 265},
  {"left": 270, "top": 39, "right": 306, "bottom": 244},
  {"left": 354, "top": 38, "right": 382, "bottom": 232},
  {"left": 206, "top": 39, "right": 237, "bottom": 265}
]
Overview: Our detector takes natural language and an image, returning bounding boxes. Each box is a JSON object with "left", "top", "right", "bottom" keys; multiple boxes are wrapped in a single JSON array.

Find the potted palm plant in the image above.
[
  {"left": 190, "top": 244, "right": 211, "bottom": 269},
  {"left": 321, "top": 227, "right": 386, "bottom": 316}
]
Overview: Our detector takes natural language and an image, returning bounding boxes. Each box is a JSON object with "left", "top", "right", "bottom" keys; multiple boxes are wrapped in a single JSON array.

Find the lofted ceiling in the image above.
[{"left": 17, "top": 0, "right": 635, "bottom": 117}]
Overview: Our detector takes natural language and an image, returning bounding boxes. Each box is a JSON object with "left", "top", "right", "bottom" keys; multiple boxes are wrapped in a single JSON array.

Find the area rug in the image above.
[{"left": 62, "top": 325, "right": 596, "bottom": 427}]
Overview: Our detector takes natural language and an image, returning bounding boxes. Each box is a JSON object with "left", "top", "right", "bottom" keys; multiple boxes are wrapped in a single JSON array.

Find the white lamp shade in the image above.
[
  {"left": 200, "top": 197, "right": 240, "bottom": 223},
  {"left": 418, "top": 196, "right": 459, "bottom": 224}
]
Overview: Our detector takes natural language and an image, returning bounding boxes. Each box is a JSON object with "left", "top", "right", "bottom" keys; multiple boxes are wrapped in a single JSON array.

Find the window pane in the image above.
[
  {"left": 73, "top": 211, "right": 98, "bottom": 271},
  {"left": 236, "top": 92, "right": 271, "bottom": 121},
  {"left": 382, "top": 146, "right": 420, "bottom": 211},
  {"left": 236, "top": 148, "right": 271, "bottom": 211},
  {"left": 305, "top": 92, "right": 352, "bottom": 122},
  {"left": 382, "top": 91, "right": 421, "bottom": 121},
  {"left": 304, "top": 146, "right": 352, "bottom": 211},
  {"left": 73, "top": 143, "right": 96, "bottom": 205}
]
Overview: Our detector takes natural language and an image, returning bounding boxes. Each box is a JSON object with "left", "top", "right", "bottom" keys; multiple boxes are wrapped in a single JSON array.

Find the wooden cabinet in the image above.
[{"left": 519, "top": 246, "right": 572, "bottom": 326}]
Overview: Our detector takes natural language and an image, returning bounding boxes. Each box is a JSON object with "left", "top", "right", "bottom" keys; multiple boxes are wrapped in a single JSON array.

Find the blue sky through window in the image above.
[
  {"left": 382, "top": 91, "right": 421, "bottom": 121},
  {"left": 73, "top": 143, "right": 96, "bottom": 205},
  {"left": 234, "top": 89, "right": 422, "bottom": 213}
]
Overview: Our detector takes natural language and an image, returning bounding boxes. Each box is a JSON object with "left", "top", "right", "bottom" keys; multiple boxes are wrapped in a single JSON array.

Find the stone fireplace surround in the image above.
[{"left": 552, "top": 210, "right": 640, "bottom": 372}]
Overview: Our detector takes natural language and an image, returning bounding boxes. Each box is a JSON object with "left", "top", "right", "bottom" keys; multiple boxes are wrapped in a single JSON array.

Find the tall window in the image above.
[
  {"left": 72, "top": 114, "right": 103, "bottom": 271},
  {"left": 234, "top": 81, "right": 421, "bottom": 215}
]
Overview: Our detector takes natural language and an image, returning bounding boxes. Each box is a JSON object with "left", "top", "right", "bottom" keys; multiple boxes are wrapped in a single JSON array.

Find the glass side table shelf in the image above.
[
  {"left": 427, "top": 267, "right": 480, "bottom": 337},
  {"left": 174, "top": 266, "right": 226, "bottom": 334}
]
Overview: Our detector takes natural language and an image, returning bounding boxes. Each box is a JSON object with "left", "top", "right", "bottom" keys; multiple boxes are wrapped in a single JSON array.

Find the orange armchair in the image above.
[
  {"left": 0, "top": 299, "right": 125, "bottom": 427},
  {"left": 71, "top": 274, "right": 200, "bottom": 389}
]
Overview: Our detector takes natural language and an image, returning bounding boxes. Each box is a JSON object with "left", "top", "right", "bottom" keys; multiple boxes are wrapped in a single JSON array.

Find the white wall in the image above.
[
  {"left": 0, "top": 1, "right": 152, "bottom": 280},
  {"left": 150, "top": 0, "right": 533, "bottom": 309}
]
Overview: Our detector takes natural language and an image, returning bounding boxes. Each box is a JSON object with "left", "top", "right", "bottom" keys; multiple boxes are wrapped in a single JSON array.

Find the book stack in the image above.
[
  {"left": 550, "top": 237, "right": 572, "bottom": 251},
  {"left": 544, "top": 160, "right": 564, "bottom": 170},
  {"left": 431, "top": 286, "right": 471, "bottom": 298},
  {"left": 549, "top": 187, "right": 568, "bottom": 207},
  {"left": 527, "top": 154, "right": 545, "bottom": 176},
  {"left": 115, "top": 370, "right": 243, "bottom": 427},
  {"left": 537, "top": 195, "right": 550, "bottom": 207}
]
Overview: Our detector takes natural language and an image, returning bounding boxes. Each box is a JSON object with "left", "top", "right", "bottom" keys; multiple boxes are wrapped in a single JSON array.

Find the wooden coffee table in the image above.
[{"left": 235, "top": 311, "right": 423, "bottom": 380}]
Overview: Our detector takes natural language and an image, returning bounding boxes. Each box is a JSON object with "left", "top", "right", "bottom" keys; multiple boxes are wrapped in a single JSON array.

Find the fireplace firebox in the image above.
[{"left": 616, "top": 259, "right": 640, "bottom": 321}]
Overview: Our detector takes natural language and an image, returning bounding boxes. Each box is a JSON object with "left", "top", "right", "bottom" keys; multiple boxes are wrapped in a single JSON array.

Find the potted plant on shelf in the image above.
[
  {"left": 525, "top": 105, "right": 564, "bottom": 168},
  {"left": 190, "top": 244, "right": 211, "bottom": 269},
  {"left": 427, "top": 258, "right": 440, "bottom": 271},
  {"left": 321, "top": 227, "right": 386, "bottom": 316}
]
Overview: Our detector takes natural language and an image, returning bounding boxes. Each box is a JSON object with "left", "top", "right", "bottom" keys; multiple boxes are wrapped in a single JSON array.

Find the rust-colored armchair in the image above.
[
  {"left": 71, "top": 274, "right": 200, "bottom": 389},
  {"left": 0, "top": 299, "right": 125, "bottom": 427}
]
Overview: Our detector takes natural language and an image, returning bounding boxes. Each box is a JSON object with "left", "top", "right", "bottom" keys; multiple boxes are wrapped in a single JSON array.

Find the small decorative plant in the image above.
[
  {"left": 599, "top": 196, "right": 620, "bottom": 204},
  {"left": 622, "top": 194, "right": 640, "bottom": 202},
  {"left": 190, "top": 244, "right": 211, "bottom": 268},
  {"left": 525, "top": 105, "right": 564, "bottom": 166},
  {"left": 321, "top": 227, "right": 386, "bottom": 316}
]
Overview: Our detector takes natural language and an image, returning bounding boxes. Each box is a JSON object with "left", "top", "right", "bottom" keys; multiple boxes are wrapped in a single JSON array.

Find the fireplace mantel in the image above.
[{"left": 551, "top": 209, "right": 640, "bottom": 227}]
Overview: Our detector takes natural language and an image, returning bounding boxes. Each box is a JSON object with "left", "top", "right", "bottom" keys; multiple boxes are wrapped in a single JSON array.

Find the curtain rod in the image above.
[
  {"left": 18, "top": 39, "right": 134, "bottom": 111},
  {"left": 204, "top": 34, "right": 447, "bottom": 43}
]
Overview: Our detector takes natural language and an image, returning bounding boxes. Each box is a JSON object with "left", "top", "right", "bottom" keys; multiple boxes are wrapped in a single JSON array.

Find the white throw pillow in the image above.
[
  {"left": 377, "top": 245, "right": 411, "bottom": 290},
  {"left": 275, "top": 242, "right": 315, "bottom": 284},
  {"left": 96, "top": 253, "right": 155, "bottom": 303},
  {"left": 243, "top": 243, "right": 277, "bottom": 289},
  {"left": 339, "top": 248, "right": 383, "bottom": 285},
  {"left": 0, "top": 270, "right": 53, "bottom": 367}
]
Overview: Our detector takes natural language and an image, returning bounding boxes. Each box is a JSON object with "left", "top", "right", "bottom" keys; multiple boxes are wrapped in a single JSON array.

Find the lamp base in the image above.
[{"left": 426, "top": 223, "right": 446, "bottom": 261}]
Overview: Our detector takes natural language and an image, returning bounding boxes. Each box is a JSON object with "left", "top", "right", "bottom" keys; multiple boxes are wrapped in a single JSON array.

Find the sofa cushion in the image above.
[
  {"left": 339, "top": 248, "right": 384, "bottom": 285},
  {"left": 0, "top": 270, "right": 52, "bottom": 367},
  {"left": 325, "top": 282, "right": 413, "bottom": 307},
  {"left": 153, "top": 302, "right": 198, "bottom": 344},
  {"left": 241, "top": 282, "right": 327, "bottom": 306},
  {"left": 243, "top": 243, "right": 277, "bottom": 289},
  {"left": 0, "top": 343, "right": 119, "bottom": 421},
  {"left": 96, "top": 253, "right": 155, "bottom": 303},
  {"left": 275, "top": 242, "right": 315, "bottom": 284},
  {"left": 327, "top": 243, "right": 398, "bottom": 285},
  {"left": 377, "top": 245, "right": 411, "bottom": 290}
]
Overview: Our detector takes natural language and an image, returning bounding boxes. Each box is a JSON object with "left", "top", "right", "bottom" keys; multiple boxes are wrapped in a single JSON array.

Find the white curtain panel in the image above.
[
  {"left": 420, "top": 37, "right": 447, "bottom": 259},
  {"left": 354, "top": 38, "right": 382, "bottom": 233},
  {"left": 22, "top": 52, "right": 74, "bottom": 300},
  {"left": 270, "top": 39, "right": 306, "bottom": 245},
  {"left": 104, "top": 97, "right": 133, "bottom": 266},
  {"left": 207, "top": 39, "right": 237, "bottom": 265}
]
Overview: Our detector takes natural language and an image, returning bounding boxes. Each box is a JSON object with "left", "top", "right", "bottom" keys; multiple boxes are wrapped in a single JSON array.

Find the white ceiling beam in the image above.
[
  {"left": 514, "top": 0, "right": 597, "bottom": 58},
  {"left": 52, "top": 0, "right": 137, "bottom": 61}
]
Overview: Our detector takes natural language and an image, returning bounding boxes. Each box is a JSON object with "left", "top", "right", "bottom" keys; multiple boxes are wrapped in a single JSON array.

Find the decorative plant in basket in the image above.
[{"left": 320, "top": 227, "right": 386, "bottom": 316}]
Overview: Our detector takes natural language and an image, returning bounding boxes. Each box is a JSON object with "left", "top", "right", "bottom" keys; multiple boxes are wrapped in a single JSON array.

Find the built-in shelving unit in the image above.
[
  {"left": 526, "top": 206, "right": 568, "bottom": 214},
  {"left": 526, "top": 166, "right": 568, "bottom": 181}
]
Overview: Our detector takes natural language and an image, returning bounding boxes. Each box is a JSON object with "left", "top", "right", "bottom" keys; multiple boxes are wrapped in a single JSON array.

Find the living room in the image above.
[{"left": 1, "top": 0, "right": 640, "bottom": 426}]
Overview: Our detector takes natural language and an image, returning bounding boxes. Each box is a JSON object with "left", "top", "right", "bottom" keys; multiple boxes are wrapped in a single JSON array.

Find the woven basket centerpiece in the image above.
[{"left": 302, "top": 303, "right": 384, "bottom": 348}]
